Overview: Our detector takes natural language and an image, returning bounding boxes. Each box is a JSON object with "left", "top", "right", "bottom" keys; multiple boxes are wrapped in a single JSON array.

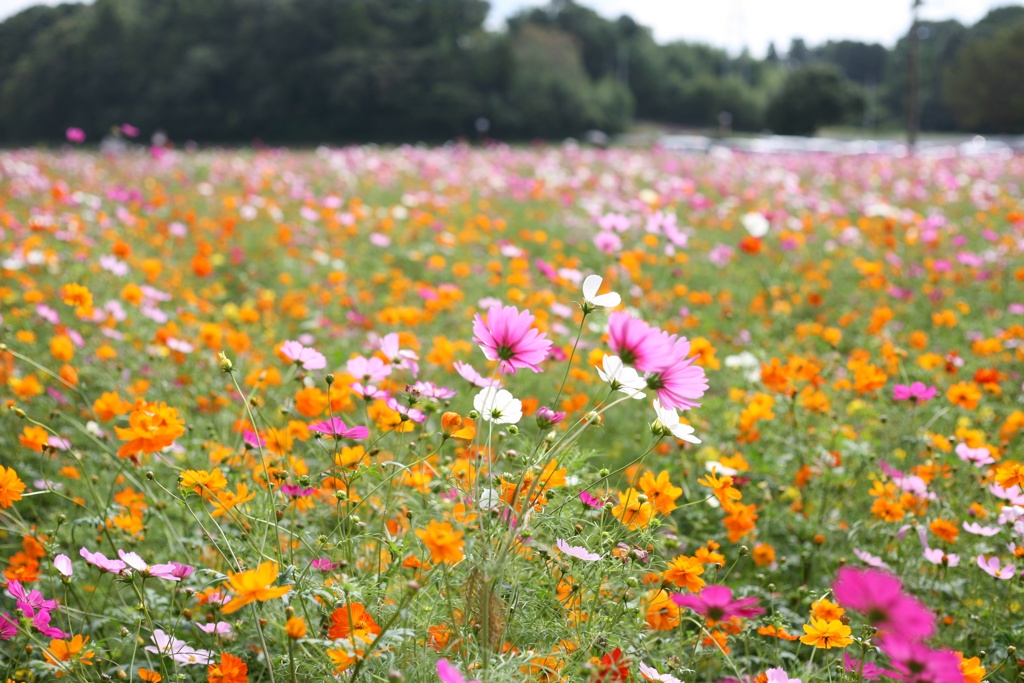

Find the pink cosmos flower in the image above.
[
  {"left": 962, "top": 521, "right": 999, "bottom": 536},
  {"left": 350, "top": 382, "right": 389, "bottom": 400},
  {"left": 7, "top": 580, "right": 58, "bottom": 617},
  {"left": 66, "top": 127, "right": 86, "bottom": 143},
  {"left": 955, "top": 443, "right": 994, "bottom": 467},
  {"left": 472, "top": 305, "right": 552, "bottom": 374},
  {"left": 118, "top": 550, "right": 181, "bottom": 581},
  {"left": 832, "top": 567, "right": 934, "bottom": 639},
  {"left": 53, "top": 554, "right": 73, "bottom": 578},
  {"left": 453, "top": 361, "right": 501, "bottom": 388},
  {"left": 765, "top": 668, "right": 801, "bottom": 683},
  {"left": 638, "top": 662, "right": 683, "bottom": 683},
  {"left": 556, "top": 538, "right": 601, "bottom": 562},
  {"left": 922, "top": 548, "right": 959, "bottom": 567},
  {"left": 536, "top": 406, "right": 566, "bottom": 428},
  {"left": 437, "top": 659, "right": 481, "bottom": 683},
  {"left": 195, "top": 622, "right": 232, "bottom": 635},
  {"left": 309, "top": 417, "right": 368, "bottom": 440},
  {"left": 853, "top": 548, "right": 890, "bottom": 569},
  {"left": 80, "top": 547, "right": 127, "bottom": 574},
  {"left": 31, "top": 609, "right": 67, "bottom": 638},
  {"left": 243, "top": 430, "right": 266, "bottom": 449},
  {"left": 410, "top": 381, "right": 457, "bottom": 400},
  {"left": 842, "top": 653, "right": 893, "bottom": 681},
  {"left": 146, "top": 629, "right": 212, "bottom": 665},
  {"left": 280, "top": 340, "right": 327, "bottom": 371},
  {"left": 386, "top": 397, "right": 426, "bottom": 423},
  {"left": 976, "top": 555, "right": 1015, "bottom": 579},
  {"left": 348, "top": 355, "right": 392, "bottom": 383},
  {"left": 579, "top": 490, "right": 604, "bottom": 508},
  {"left": 379, "top": 332, "right": 419, "bottom": 377},
  {"left": 876, "top": 636, "right": 963, "bottom": 683},
  {"left": 607, "top": 312, "right": 671, "bottom": 373},
  {"left": 671, "top": 585, "right": 764, "bottom": 621},
  {"left": 892, "top": 382, "right": 937, "bottom": 403},
  {"left": 644, "top": 336, "right": 708, "bottom": 411},
  {"left": 0, "top": 613, "right": 15, "bottom": 640},
  {"left": 311, "top": 558, "right": 339, "bottom": 571}
]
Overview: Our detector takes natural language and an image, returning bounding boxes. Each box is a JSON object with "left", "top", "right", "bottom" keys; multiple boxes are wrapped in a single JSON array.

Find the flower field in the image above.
[{"left": 1, "top": 144, "right": 1023, "bottom": 682}]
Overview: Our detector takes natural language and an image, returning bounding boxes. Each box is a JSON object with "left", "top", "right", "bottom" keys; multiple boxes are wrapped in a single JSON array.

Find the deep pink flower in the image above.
[
  {"left": 31, "top": 609, "right": 67, "bottom": 638},
  {"left": 280, "top": 340, "right": 326, "bottom": 371},
  {"left": 309, "top": 417, "right": 368, "bottom": 440},
  {"left": 671, "top": 585, "right": 764, "bottom": 621},
  {"left": 118, "top": 550, "right": 181, "bottom": 581},
  {"left": 607, "top": 312, "right": 670, "bottom": 373},
  {"left": 536, "top": 406, "right": 566, "bottom": 428},
  {"left": 472, "top": 305, "right": 552, "bottom": 374},
  {"left": 65, "top": 127, "right": 85, "bottom": 143},
  {"left": 7, "top": 580, "right": 57, "bottom": 617},
  {"left": 842, "top": 653, "right": 894, "bottom": 681},
  {"left": 832, "top": 567, "right": 934, "bottom": 639},
  {"left": 579, "top": 490, "right": 604, "bottom": 508},
  {"left": 893, "top": 382, "right": 937, "bottom": 403},
  {"left": 243, "top": 430, "right": 266, "bottom": 449},
  {"left": 311, "top": 558, "right": 339, "bottom": 571},
  {"left": 643, "top": 336, "right": 708, "bottom": 411},
  {"left": 437, "top": 659, "right": 481, "bottom": 683},
  {"left": 0, "top": 612, "right": 15, "bottom": 640},
  {"left": 877, "top": 636, "right": 964, "bottom": 683}
]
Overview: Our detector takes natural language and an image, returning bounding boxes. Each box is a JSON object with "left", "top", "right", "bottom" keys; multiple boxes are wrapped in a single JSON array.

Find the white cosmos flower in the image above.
[
  {"left": 473, "top": 387, "right": 523, "bottom": 424},
  {"left": 741, "top": 212, "right": 770, "bottom": 238},
  {"left": 638, "top": 662, "right": 684, "bottom": 683},
  {"left": 581, "top": 274, "right": 621, "bottom": 311},
  {"left": 652, "top": 399, "right": 701, "bottom": 443},
  {"left": 596, "top": 355, "right": 646, "bottom": 399},
  {"left": 724, "top": 351, "right": 762, "bottom": 382}
]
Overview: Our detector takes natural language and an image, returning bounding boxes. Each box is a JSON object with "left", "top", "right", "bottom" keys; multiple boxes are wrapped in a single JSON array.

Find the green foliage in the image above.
[
  {"left": 767, "top": 64, "right": 863, "bottom": 136},
  {"left": 944, "top": 23, "right": 1024, "bottom": 133}
]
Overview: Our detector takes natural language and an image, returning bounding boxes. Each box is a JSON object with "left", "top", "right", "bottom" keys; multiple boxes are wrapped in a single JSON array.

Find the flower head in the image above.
[
  {"left": 309, "top": 417, "right": 369, "bottom": 440},
  {"left": 671, "top": 585, "right": 764, "bottom": 621},
  {"left": 0, "top": 465, "right": 26, "bottom": 508},
  {"left": 607, "top": 312, "right": 670, "bottom": 373},
  {"left": 597, "top": 355, "right": 646, "bottom": 399},
  {"left": 472, "top": 305, "right": 551, "bottom": 374},
  {"left": 221, "top": 562, "right": 292, "bottom": 614},
  {"left": 556, "top": 538, "right": 601, "bottom": 562},
  {"left": 280, "top": 340, "right": 326, "bottom": 371},
  {"left": 581, "top": 274, "right": 621, "bottom": 312},
  {"left": 473, "top": 387, "right": 523, "bottom": 424}
]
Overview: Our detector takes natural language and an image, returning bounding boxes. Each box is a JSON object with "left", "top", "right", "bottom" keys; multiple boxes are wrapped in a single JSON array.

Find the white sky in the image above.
[{"left": 1, "top": 0, "right": 1017, "bottom": 56}]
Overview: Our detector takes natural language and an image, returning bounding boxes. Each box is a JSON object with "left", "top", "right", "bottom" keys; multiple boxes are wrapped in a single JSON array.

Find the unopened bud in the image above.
[{"left": 217, "top": 351, "right": 233, "bottom": 372}]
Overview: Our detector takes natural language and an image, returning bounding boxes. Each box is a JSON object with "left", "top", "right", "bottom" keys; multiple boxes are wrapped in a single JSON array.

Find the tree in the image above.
[
  {"left": 767, "top": 63, "right": 862, "bottom": 136},
  {"left": 945, "top": 23, "right": 1024, "bottom": 133}
]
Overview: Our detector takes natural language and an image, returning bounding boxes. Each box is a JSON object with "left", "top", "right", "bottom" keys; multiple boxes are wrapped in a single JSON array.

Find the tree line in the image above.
[{"left": 1, "top": 0, "right": 1023, "bottom": 145}]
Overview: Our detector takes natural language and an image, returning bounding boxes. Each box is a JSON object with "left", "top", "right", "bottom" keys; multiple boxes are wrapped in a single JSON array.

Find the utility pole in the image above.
[{"left": 907, "top": 0, "right": 924, "bottom": 151}]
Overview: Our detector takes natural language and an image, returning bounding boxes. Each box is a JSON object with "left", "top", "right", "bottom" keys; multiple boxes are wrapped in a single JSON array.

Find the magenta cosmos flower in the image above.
[
  {"left": 437, "top": 659, "right": 481, "bottom": 683},
  {"left": 671, "top": 585, "right": 764, "bottom": 621},
  {"left": 607, "top": 312, "right": 671, "bottom": 373},
  {"left": 309, "top": 417, "right": 368, "bottom": 440},
  {"left": 893, "top": 382, "right": 937, "bottom": 403},
  {"left": 876, "top": 636, "right": 963, "bottom": 683},
  {"left": 644, "top": 336, "right": 709, "bottom": 411},
  {"left": 472, "top": 305, "right": 552, "bottom": 374},
  {"left": 832, "top": 567, "right": 934, "bottom": 639}
]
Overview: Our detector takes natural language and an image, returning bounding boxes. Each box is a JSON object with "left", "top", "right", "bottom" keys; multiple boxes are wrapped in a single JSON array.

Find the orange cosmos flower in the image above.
[
  {"left": 0, "top": 465, "right": 26, "bottom": 508},
  {"left": 612, "top": 488, "right": 654, "bottom": 530},
  {"left": 44, "top": 634, "right": 95, "bottom": 677},
  {"left": 638, "top": 470, "right": 682, "bottom": 515},
  {"left": 19, "top": 425, "right": 49, "bottom": 451},
  {"left": 644, "top": 589, "right": 680, "bottom": 631},
  {"left": 285, "top": 617, "right": 307, "bottom": 639},
  {"left": 947, "top": 382, "right": 982, "bottom": 410},
  {"left": 810, "top": 598, "right": 845, "bottom": 622},
  {"left": 995, "top": 461, "right": 1024, "bottom": 490},
  {"left": 179, "top": 469, "right": 229, "bottom": 499},
  {"left": 328, "top": 603, "right": 381, "bottom": 641},
  {"left": 138, "top": 668, "right": 162, "bottom": 682},
  {"left": 929, "top": 518, "right": 959, "bottom": 544},
  {"left": 59, "top": 283, "right": 93, "bottom": 309},
  {"left": 115, "top": 401, "right": 186, "bottom": 459},
  {"left": 799, "top": 618, "right": 852, "bottom": 649},
  {"left": 92, "top": 391, "right": 133, "bottom": 421},
  {"left": 207, "top": 652, "right": 247, "bottom": 683},
  {"left": 221, "top": 562, "right": 292, "bottom": 614},
  {"left": 415, "top": 520, "right": 465, "bottom": 564},
  {"left": 663, "top": 555, "right": 705, "bottom": 593}
]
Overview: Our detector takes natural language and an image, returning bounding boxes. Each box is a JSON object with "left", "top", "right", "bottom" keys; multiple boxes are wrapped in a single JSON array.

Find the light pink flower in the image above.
[
  {"left": 379, "top": 332, "right": 419, "bottom": 377},
  {"left": 962, "top": 521, "right": 1000, "bottom": 537},
  {"left": 976, "top": 554, "right": 1015, "bottom": 579},
  {"left": 453, "top": 361, "right": 501, "bottom": 388},
  {"left": 53, "top": 554, "right": 73, "bottom": 578},
  {"left": 556, "top": 538, "right": 601, "bottom": 562},
  {"left": 638, "top": 661, "right": 683, "bottom": 683},
  {"left": 955, "top": 443, "right": 994, "bottom": 467},
  {"left": 118, "top": 550, "right": 181, "bottom": 581},
  {"left": 348, "top": 354, "right": 392, "bottom": 383},
  {"left": 80, "top": 547, "right": 126, "bottom": 574},
  {"left": 280, "top": 340, "right": 326, "bottom": 371},
  {"left": 644, "top": 336, "right": 708, "bottom": 411},
  {"left": 765, "top": 667, "right": 802, "bottom": 683},
  {"left": 472, "top": 305, "right": 552, "bottom": 374}
]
